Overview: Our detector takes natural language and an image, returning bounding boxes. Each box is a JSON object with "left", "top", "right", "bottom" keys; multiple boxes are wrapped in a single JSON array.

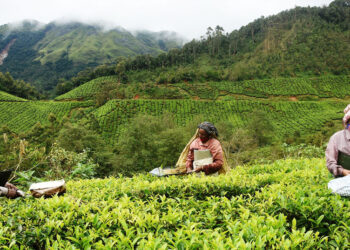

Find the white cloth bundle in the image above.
[
  {"left": 29, "top": 179, "right": 66, "bottom": 198},
  {"left": 328, "top": 175, "right": 350, "bottom": 196}
]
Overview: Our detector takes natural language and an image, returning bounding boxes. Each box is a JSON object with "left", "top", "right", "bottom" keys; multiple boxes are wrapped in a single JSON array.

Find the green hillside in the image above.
[
  {"left": 104, "top": 0, "right": 350, "bottom": 84},
  {"left": 55, "top": 0, "right": 350, "bottom": 96},
  {"left": 55, "top": 76, "right": 118, "bottom": 101},
  {"left": 1, "top": 1, "right": 350, "bottom": 94},
  {"left": 56, "top": 75, "right": 350, "bottom": 101},
  {"left": 0, "top": 90, "right": 27, "bottom": 101},
  {"left": 0, "top": 101, "right": 92, "bottom": 133},
  {"left": 2, "top": 158, "right": 350, "bottom": 248},
  {"left": 0, "top": 98, "right": 343, "bottom": 144},
  {"left": 34, "top": 24, "right": 178, "bottom": 65},
  {"left": 0, "top": 21, "right": 184, "bottom": 91},
  {"left": 93, "top": 99, "right": 343, "bottom": 143}
]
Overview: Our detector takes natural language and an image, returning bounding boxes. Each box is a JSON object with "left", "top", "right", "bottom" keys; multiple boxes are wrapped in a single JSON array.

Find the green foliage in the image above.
[
  {"left": 45, "top": 144, "right": 97, "bottom": 180},
  {"left": 281, "top": 143, "right": 325, "bottom": 158},
  {"left": 12, "top": 170, "right": 43, "bottom": 188},
  {"left": 247, "top": 109, "right": 274, "bottom": 146},
  {"left": 56, "top": 75, "right": 189, "bottom": 101},
  {"left": 113, "top": 113, "right": 190, "bottom": 175},
  {"left": 212, "top": 75, "right": 350, "bottom": 99},
  {"left": 55, "top": 121, "right": 116, "bottom": 177},
  {"left": 1, "top": 158, "right": 349, "bottom": 248},
  {"left": 70, "top": 162, "right": 96, "bottom": 179},
  {"left": 0, "top": 128, "right": 27, "bottom": 171},
  {"left": 0, "top": 72, "right": 42, "bottom": 100}
]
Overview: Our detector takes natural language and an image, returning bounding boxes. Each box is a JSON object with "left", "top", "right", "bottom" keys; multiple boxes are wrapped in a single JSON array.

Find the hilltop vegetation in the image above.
[
  {"left": 55, "top": 0, "right": 350, "bottom": 96},
  {"left": 0, "top": 1, "right": 349, "bottom": 94},
  {"left": 0, "top": 72, "right": 42, "bottom": 100},
  {"left": 2, "top": 158, "right": 350, "bottom": 248}
]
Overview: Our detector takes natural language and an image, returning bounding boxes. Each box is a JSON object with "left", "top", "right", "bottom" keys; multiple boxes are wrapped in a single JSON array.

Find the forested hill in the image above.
[
  {"left": 181, "top": 0, "right": 350, "bottom": 80},
  {"left": 0, "top": 21, "right": 184, "bottom": 91},
  {"left": 68, "top": 0, "right": 348, "bottom": 89},
  {"left": 1, "top": 0, "right": 350, "bottom": 96}
]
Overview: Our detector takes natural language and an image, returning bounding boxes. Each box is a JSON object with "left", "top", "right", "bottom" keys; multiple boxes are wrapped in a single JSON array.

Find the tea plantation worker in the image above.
[
  {"left": 185, "top": 122, "right": 224, "bottom": 175},
  {"left": 0, "top": 182, "right": 23, "bottom": 198},
  {"left": 326, "top": 104, "right": 350, "bottom": 177}
]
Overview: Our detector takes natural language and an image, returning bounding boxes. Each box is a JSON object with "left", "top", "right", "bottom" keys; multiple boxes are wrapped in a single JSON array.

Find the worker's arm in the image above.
[
  {"left": 0, "top": 186, "right": 17, "bottom": 198},
  {"left": 5, "top": 182, "right": 17, "bottom": 189},
  {"left": 326, "top": 135, "right": 350, "bottom": 177}
]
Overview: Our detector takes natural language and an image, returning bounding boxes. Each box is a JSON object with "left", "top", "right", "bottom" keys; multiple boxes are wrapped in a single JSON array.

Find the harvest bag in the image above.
[
  {"left": 337, "top": 151, "right": 350, "bottom": 170},
  {"left": 328, "top": 175, "right": 350, "bottom": 196},
  {"left": 193, "top": 149, "right": 213, "bottom": 170},
  {"left": 193, "top": 149, "right": 218, "bottom": 176},
  {"left": 29, "top": 179, "right": 66, "bottom": 198}
]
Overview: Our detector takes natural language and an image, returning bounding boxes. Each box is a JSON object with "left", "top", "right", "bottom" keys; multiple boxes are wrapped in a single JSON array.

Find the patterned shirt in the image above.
[{"left": 326, "top": 129, "right": 350, "bottom": 177}]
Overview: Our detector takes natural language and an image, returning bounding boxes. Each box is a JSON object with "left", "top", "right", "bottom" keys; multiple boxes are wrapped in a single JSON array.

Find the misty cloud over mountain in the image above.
[{"left": 0, "top": 20, "right": 185, "bottom": 90}]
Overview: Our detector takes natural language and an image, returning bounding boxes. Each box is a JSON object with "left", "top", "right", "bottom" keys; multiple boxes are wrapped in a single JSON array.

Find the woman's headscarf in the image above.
[{"left": 198, "top": 122, "right": 219, "bottom": 138}]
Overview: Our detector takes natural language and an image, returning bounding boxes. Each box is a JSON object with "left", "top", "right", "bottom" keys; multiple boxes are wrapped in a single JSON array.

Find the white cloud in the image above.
[{"left": 0, "top": 0, "right": 334, "bottom": 39}]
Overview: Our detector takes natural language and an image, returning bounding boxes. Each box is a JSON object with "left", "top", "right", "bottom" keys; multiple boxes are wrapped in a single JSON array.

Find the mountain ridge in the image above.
[{"left": 0, "top": 20, "right": 185, "bottom": 91}]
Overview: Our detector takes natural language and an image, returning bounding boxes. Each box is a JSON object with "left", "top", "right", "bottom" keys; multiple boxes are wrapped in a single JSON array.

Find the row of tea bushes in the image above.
[{"left": 1, "top": 158, "right": 349, "bottom": 248}]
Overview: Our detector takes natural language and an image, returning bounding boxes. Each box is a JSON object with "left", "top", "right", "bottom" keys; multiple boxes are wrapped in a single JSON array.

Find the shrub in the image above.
[{"left": 114, "top": 113, "right": 191, "bottom": 175}]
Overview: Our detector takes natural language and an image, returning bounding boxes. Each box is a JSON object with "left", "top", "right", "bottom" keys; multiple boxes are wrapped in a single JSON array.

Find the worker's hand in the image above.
[
  {"left": 342, "top": 169, "right": 350, "bottom": 176},
  {"left": 5, "top": 182, "right": 17, "bottom": 190},
  {"left": 194, "top": 166, "right": 205, "bottom": 173},
  {"left": 186, "top": 167, "right": 193, "bottom": 173},
  {"left": 6, "top": 187, "right": 17, "bottom": 199}
]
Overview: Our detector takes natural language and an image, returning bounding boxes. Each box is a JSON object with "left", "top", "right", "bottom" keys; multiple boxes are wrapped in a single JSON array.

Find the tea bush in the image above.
[{"left": 1, "top": 158, "right": 349, "bottom": 248}]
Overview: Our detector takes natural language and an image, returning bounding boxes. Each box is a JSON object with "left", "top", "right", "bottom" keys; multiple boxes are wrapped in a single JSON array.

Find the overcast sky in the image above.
[{"left": 0, "top": 0, "right": 334, "bottom": 40}]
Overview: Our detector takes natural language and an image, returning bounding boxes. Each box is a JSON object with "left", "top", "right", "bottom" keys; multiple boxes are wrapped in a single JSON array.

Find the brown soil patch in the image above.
[{"left": 289, "top": 96, "right": 298, "bottom": 101}]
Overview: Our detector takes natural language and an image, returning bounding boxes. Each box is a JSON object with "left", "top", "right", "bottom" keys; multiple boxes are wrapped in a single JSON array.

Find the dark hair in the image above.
[{"left": 198, "top": 122, "right": 219, "bottom": 138}]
